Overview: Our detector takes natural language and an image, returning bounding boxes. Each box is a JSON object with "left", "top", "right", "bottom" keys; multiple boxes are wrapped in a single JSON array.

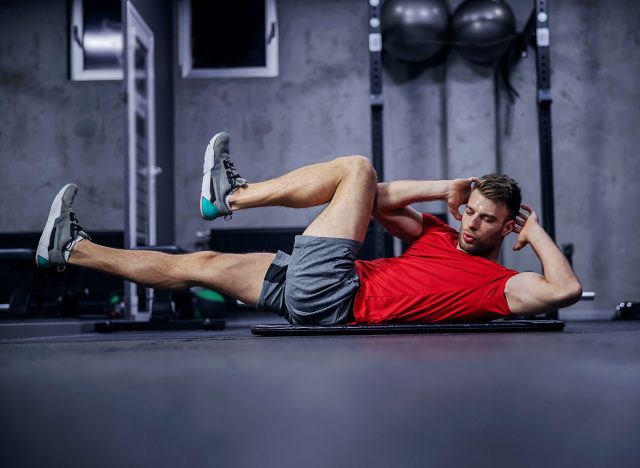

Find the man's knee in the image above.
[{"left": 334, "top": 155, "right": 377, "bottom": 185}]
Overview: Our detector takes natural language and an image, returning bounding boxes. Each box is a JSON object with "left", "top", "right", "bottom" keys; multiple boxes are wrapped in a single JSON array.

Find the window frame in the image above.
[
  {"left": 70, "top": 0, "right": 124, "bottom": 81},
  {"left": 178, "top": 0, "right": 279, "bottom": 79}
]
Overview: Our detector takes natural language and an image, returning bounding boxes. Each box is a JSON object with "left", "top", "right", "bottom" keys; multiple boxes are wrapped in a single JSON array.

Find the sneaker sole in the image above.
[
  {"left": 200, "top": 133, "right": 223, "bottom": 220},
  {"left": 36, "top": 183, "right": 75, "bottom": 267}
]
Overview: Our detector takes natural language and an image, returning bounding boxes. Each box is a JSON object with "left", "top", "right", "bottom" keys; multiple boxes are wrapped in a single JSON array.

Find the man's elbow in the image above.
[{"left": 558, "top": 281, "right": 583, "bottom": 307}]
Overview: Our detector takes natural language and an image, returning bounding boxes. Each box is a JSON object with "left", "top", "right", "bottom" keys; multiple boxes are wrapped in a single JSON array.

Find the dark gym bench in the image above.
[{"left": 0, "top": 248, "right": 37, "bottom": 315}]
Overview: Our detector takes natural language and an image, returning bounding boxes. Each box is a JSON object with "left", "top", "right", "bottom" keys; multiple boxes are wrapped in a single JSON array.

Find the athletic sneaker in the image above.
[
  {"left": 200, "top": 132, "right": 247, "bottom": 220},
  {"left": 36, "top": 183, "right": 91, "bottom": 269}
]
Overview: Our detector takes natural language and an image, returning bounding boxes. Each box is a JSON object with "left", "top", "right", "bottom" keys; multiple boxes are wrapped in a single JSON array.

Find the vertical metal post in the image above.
[
  {"left": 534, "top": 0, "right": 555, "bottom": 241},
  {"left": 368, "top": 0, "right": 388, "bottom": 258},
  {"left": 124, "top": 1, "right": 156, "bottom": 321},
  {"left": 534, "top": 0, "right": 558, "bottom": 319}
]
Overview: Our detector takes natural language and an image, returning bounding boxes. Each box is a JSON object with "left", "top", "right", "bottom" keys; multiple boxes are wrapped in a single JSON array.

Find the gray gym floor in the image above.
[{"left": 1, "top": 315, "right": 640, "bottom": 468}]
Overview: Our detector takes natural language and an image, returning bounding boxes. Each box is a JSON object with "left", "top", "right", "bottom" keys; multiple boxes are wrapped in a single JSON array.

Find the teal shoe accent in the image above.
[
  {"left": 201, "top": 196, "right": 221, "bottom": 220},
  {"left": 37, "top": 255, "right": 51, "bottom": 268}
]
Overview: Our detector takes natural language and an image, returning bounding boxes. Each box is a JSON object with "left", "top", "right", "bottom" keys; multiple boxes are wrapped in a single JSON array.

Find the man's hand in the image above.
[
  {"left": 447, "top": 177, "right": 478, "bottom": 221},
  {"left": 513, "top": 204, "right": 539, "bottom": 251}
]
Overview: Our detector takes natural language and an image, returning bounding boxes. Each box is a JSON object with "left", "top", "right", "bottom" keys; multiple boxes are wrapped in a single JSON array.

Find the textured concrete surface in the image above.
[
  {"left": 173, "top": 0, "right": 371, "bottom": 238},
  {"left": 0, "top": 0, "right": 124, "bottom": 232},
  {"left": 1, "top": 318, "right": 640, "bottom": 468},
  {"left": 1, "top": 0, "right": 639, "bottom": 316},
  {"left": 0, "top": 0, "right": 175, "bottom": 242}
]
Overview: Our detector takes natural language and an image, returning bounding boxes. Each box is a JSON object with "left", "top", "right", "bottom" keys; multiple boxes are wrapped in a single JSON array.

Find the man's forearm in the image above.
[
  {"left": 526, "top": 223, "right": 582, "bottom": 296},
  {"left": 375, "top": 180, "right": 450, "bottom": 212}
]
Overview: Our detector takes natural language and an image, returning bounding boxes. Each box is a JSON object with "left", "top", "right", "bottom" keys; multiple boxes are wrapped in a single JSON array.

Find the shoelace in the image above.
[
  {"left": 69, "top": 212, "right": 84, "bottom": 236},
  {"left": 222, "top": 158, "right": 242, "bottom": 184},
  {"left": 58, "top": 212, "right": 86, "bottom": 272}
]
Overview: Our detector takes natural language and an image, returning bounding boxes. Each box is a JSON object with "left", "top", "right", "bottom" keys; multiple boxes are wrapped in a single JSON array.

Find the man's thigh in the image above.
[{"left": 302, "top": 158, "right": 376, "bottom": 243}]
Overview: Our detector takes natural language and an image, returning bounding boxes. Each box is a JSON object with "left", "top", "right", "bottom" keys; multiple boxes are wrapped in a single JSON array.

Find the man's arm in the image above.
[
  {"left": 373, "top": 178, "right": 476, "bottom": 243},
  {"left": 505, "top": 205, "right": 583, "bottom": 315}
]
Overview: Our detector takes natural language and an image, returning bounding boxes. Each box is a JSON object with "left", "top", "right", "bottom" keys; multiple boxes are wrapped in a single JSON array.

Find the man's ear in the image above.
[{"left": 501, "top": 219, "right": 516, "bottom": 237}]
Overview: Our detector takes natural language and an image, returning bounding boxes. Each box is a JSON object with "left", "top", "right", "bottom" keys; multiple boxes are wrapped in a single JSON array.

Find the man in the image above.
[{"left": 36, "top": 132, "right": 582, "bottom": 324}]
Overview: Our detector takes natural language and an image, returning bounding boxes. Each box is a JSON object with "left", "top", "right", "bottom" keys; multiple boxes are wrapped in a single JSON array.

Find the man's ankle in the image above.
[{"left": 66, "top": 237, "right": 88, "bottom": 264}]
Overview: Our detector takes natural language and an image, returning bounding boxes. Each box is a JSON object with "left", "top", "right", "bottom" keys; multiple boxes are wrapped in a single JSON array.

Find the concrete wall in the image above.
[
  {"left": 173, "top": 0, "right": 371, "bottom": 241},
  {"left": 0, "top": 0, "right": 124, "bottom": 232},
  {"left": 499, "top": 0, "right": 640, "bottom": 314},
  {"left": 1, "top": 0, "right": 638, "bottom": 316},
  {"left": 0, "top": 0, "right": 175, "bottom": 242}
]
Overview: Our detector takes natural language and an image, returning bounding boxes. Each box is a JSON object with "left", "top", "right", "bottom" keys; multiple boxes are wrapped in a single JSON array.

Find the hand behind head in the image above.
[{"left": 512, "top": 204, "right": 538, "bottom": 251}]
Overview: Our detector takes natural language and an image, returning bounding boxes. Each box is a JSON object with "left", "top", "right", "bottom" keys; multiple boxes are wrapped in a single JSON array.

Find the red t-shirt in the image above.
[{"left": 352, "top": 213, "right": 518, "bottom": 323}]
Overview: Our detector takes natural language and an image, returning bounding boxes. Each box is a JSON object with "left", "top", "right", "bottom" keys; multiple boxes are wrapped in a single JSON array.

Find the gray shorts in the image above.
[{"left": 257, "top": 235, "right": 362, "bottom": 325}]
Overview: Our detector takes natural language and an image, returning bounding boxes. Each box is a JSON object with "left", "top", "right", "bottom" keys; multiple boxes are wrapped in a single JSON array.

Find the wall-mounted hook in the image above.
[
  {"left": 266, "top": 22, "right": 276, "bottom": 45},
  {"left": 72, "top": 25, "right": 84, "bottom": 49}
]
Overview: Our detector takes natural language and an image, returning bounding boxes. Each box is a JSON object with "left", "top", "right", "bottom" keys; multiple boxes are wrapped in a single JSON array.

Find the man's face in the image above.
[{"left": 458, "top": 190, "right": 515, "bottom": 257}]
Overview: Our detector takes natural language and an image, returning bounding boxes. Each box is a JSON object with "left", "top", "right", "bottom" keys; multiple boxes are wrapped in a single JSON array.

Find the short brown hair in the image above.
[{"left": 474, "top": 174, "right": 522, "bottom": 220}]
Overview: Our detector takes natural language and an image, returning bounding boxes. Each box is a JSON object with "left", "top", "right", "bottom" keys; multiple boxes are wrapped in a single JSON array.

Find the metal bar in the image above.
[
  {"left": 124, "top": 1, "right": 155, "bottom": 321},
  {"left": 124, "top": 0, "right": 136, "bottom": 319},
  {"left": 534, "top": 0, "right": 555, "bottom": 241},
  {"left": 368, "top": 0, "right": 388, "bottom": 259},
  {"left": 534, "top": 0, "right": 558, "bottom": 320}
]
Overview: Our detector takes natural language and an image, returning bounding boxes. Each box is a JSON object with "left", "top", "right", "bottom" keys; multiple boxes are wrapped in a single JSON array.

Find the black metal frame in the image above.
[
  {"left": 368, "top": 0, "right": 391, "bottom": 258},
  {"left": 516, "top": 0, "right": 555, "bottom": 240},
  {"left": 517, "top": 0, "right": 557, "bottom": 318}
]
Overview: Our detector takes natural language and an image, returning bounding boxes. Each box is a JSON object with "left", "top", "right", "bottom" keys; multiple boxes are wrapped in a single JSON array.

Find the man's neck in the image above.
[{"left": 456, "top": 242, "right": 502, "bottom": 264}]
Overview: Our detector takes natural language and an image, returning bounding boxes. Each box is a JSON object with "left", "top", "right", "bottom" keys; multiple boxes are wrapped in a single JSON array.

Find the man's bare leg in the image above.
[
  {"left": 69, "top": 243, "right": 273, "bottom": 307},
  {"left": 60, "top": 155, "right": 376, "bottom": 305},
  {"left": 229, "top": 155, "right": 377, "bottom": 242}
]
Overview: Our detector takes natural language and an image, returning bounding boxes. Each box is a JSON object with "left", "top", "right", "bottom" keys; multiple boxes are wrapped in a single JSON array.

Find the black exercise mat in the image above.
[{"left": 251, "top": 320, "right": 565, "bottom": 336}]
